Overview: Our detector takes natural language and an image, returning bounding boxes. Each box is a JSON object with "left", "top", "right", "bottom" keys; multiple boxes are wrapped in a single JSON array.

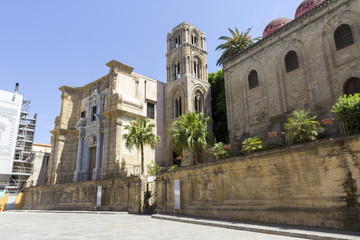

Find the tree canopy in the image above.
[
  {"left": 208, "top": 69, "right": 228, "bottom": 143},
  {"left": 216, "top": 27, "right": 260, "bottom": 66},
  {"left": 123, "top": 118, "right": 160, "bottom": 175},
  {"left": 169, "top": 111, "right": 211, "bottom": 165}
]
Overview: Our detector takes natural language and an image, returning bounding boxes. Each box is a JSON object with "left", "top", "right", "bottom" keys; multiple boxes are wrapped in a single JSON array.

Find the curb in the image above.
[
  {"left": 152, "top": 214, "right": 360, "bottom": 240},
  {"left": 7, "top": 210, "right": 128, "bottom": 215}
]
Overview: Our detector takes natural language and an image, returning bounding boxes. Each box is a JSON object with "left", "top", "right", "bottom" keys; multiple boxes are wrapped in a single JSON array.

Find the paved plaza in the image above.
[{"left": 0, "top": 211, "right": 309, "bottom": 240}]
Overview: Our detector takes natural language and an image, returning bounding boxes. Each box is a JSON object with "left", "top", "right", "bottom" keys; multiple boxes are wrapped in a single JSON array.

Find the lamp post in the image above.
[
  {"left": 127, "top": 181, "right": 130, "bottom": 212},
  {"left": 163, "top": 178, "right": 168, "bottom": 213}
]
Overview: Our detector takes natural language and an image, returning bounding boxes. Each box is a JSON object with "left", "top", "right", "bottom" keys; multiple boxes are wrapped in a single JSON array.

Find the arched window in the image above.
[
  {"left": 193, "top": 57, "right": 201, "bottom": 79},
  {"left": 173, "top": 62, "right": 181, "bottom": 80},
  {"left": 248, "top": 70, "right": 259, "bottom": 89},
  {"left": 191, "top": 34, "right": 198, "bottom": 46},
  {"left": 285, "top": 51, "right": 299, "bottom": 73},
  {"left": 173, "top": 94, "right": 182, "bottom": 118},
  {"left": 175, "top": 34, "right": 181, "bottom": 48},
  {"left": 177, "top": 62, "right": 181, "bottom": 79},
  {"left": 334, "top": 24, "right": 354, "bottom": 50},
  {"left": 194, "top": 90, "right": 203, "bottom": 113},
  {"left": 344, "top": 78, "right": 360, "bottom": 95}
]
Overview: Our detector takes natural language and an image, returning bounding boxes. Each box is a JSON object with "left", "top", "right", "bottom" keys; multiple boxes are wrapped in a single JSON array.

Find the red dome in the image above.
[
  {"left": 295, "top": 0, "right": 325, "bottom": 18},
  {"left": 263, "top": 17, "right": 292, "bottom": 38}
]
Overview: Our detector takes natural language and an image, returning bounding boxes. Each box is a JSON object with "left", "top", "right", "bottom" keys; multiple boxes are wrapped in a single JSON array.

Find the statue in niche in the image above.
[{"left": 88, "top": 136, "right": 97, "bottom": 146}]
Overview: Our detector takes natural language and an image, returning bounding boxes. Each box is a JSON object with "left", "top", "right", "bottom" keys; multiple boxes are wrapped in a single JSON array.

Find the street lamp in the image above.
[
  {"left": 127, "top": 181, "right": 130, "bottom": 212},
  {"left": 163, "top": 178, "right": 168, "bottom": 213}
]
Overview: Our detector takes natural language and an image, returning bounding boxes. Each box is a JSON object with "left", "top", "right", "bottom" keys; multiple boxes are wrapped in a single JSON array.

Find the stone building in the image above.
[
  {"left": 165, "top": 22, "right": 211, "bottom": 166},
  {"left": 47, "top": 23, "right": 211, "bottom": 184},
  {"left": 47, "top": 61, "right": 166, "bottom": 184},
  {"left": 224, "top": 0, "right": 360, "bottom": 147},
  {"left": 26, "top": 143, "right": 51, "bottom": 186}
]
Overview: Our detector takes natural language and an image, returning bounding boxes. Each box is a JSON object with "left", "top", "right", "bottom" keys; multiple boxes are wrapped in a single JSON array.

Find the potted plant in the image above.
[
  {"left": 267, "top": 132, "right": 277, "bottom": 138},
  {"left": 321, "top": 118, "right": 335, "bottom": 125}
]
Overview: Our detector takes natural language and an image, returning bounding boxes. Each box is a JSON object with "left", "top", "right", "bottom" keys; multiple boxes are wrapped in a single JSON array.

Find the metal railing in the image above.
[
  {"left": 339, "top": 112, "right": 360, "bottom": 137},
  {"left": 12, "top": 165, "right": 33, "bottom": 174}
]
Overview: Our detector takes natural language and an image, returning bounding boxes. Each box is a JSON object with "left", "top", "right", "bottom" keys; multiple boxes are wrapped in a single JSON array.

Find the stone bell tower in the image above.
[{"left": 164, "top": 22, "right": 212, "bottom": 167}]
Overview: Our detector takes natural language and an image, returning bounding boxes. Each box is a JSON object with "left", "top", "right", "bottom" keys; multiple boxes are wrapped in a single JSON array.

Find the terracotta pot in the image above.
[
  {"left": 322, "top": 118, "right": 335, "bottom": 125},
  {"left": 224, "top": 145, "right": 232, "bottom": 149},
  {"left": 268, "top": 132, "right": 277, "bottom": 138}
]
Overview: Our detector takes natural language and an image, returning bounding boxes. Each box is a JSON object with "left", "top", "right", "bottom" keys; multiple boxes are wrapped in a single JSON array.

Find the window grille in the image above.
[
  {"left": 285, "top": 51, "right": 299, "bottom": 73},
  {"left": 248, "top": 70, "right": 259, "bottom": 89},
  {"left": 147, "top": 103, "right": 155, "bottom": 119},
  {"left": 334, "top": 24, "right": 354, "bottom": 50}
]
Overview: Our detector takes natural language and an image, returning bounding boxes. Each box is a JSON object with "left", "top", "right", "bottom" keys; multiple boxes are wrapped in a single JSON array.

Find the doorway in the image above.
[{"left": 88, "top": 147, "right": 96, "bottom": 180}]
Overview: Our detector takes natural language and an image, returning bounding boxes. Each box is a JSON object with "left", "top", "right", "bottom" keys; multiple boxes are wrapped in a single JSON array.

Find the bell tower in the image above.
[{"left": 164, "top": 22, "right": 212, "bottom": 167}]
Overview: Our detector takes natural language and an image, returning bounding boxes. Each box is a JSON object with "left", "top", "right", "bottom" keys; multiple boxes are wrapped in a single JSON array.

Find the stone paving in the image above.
[{"left": 0, "top": 211, "right": 308, "bottom": 240}]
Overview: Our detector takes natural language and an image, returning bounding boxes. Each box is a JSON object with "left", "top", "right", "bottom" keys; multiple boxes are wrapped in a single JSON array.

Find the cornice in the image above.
[
  {"left": 106, "top": 60, "right": 134, "bottom": 74},
  {"left": 59, "top": 74, "right": 109, "bottom": 93}
]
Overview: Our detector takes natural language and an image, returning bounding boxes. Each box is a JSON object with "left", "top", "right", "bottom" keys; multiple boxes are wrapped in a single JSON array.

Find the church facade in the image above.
[
  {"left": 224, "top": 0, "right": 360, "bottom": 147},
  {"left": 47, "top": 23, "right": 211, "bottom": 184}
]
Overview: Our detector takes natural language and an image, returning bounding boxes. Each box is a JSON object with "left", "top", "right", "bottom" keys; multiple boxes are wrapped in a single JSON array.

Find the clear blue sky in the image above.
[{"left": 0, "top": 0, "right": 301, "bottom": 144}]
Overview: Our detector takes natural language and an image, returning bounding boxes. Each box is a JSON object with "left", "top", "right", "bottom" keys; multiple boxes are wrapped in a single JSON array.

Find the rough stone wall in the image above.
[
  {"left": 155, "top": 135, "right": 360, "bottom": 230},
  {"left": 224, "top": 0, "right": 360, "bottom": 147},
  {"left": 23, "top": 177, "right": 141, "bottom": 213}
]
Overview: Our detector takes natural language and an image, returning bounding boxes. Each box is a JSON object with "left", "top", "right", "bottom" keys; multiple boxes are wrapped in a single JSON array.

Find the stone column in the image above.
[
  {"left": 73, "top": 134, "right": 84, "bottom": 182},
  {"left": 52, "top": 134, "right": 65, "bottom": 184},
  {"left": 93, "top": 130, "right": 103, "bottom": 180}
]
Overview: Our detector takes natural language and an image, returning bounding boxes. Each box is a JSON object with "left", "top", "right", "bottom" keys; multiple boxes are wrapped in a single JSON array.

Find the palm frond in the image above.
[{"left": 216, "top": 27, "right": 261, "bottom": 66}]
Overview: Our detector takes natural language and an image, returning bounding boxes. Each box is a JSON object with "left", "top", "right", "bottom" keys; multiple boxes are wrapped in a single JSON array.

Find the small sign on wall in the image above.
[
  {"left": 147, "top": 176, "right": 154, "bottom": 183},
  {"left": 96, "top": 186, "right": 102, "bottom": 207},
  {"left": 174, "top": 180, "right": 180, "bottom": 210}
]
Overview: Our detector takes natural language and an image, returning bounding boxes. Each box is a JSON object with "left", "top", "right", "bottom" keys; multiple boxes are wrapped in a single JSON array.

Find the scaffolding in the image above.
[{"left": 6, "top": 100, "right": 37, "bottom": 194}]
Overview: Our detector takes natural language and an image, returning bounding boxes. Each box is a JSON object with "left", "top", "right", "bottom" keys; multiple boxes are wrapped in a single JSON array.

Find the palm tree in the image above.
[
  {"left": 216, "top": 27, "right": 261, "bottom": 66},
  {"left": 123, "top": 118, "right": 160, "bottom": 175},
  {"left": 169, "top": 111, "right": 211, "bottom": 165}
]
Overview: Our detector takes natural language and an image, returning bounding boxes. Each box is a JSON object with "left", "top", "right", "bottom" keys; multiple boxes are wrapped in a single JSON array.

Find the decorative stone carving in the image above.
[{"left": 88, "top": 136, "right": 97, "bottom": 146}]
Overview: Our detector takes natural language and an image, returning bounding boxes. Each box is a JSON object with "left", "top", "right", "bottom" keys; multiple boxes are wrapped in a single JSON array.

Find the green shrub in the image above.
[
  {"left": 284, "top": 110, "right": 324, "bottom": 144},
  {"left": 210, "top": 142, "right": 229, "bottom": 160},
  {"left": 168, "top": 165, "right": 179, "bottom": 171},
  {"left": 146, "top": 160, "right": 164, "bottom": 176},
  {"left": 242, "top": 137, "right": 264, "bottom": 154},
  {"left": 332, "top": 94, "right": 360, "bottom": 134}
]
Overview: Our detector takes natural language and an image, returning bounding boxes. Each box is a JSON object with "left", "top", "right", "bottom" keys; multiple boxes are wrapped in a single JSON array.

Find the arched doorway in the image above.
[{"left": 344, "top": 78, "right": 360, "bottom": 95}]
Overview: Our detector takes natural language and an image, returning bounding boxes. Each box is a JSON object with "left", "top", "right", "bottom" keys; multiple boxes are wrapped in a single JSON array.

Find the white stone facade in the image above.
[{"left": 47, "top": 61, "right": 166, "bottom": 183}]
